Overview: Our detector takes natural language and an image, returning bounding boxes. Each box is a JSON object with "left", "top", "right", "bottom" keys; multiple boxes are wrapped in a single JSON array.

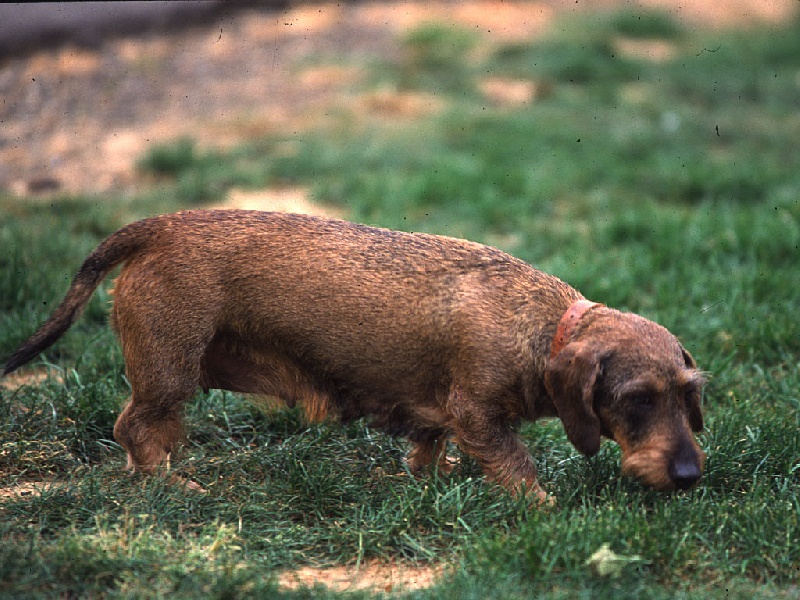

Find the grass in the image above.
[{"left": 1, "top": 7, "right": 799, "bottom": 598}]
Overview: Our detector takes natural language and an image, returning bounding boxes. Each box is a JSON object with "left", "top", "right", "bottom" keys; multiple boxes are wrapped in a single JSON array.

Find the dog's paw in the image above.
[
  {"left": 167, "top": 473, "right": 208, "bottom": 493},
  {"left": 515, "top": 482, "right": 556, "bottom": 509}
]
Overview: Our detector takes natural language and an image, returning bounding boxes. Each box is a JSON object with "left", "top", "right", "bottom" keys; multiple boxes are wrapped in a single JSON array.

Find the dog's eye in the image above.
[
  {"left": 624, "top": 393, "right": 655, "bottom": 431},
  {"left": 630, "top": 393, "right": 654, "bottom": 408}
]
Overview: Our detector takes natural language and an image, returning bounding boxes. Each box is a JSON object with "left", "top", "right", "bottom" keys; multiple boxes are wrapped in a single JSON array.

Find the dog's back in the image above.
[{"left": 106, "top": 210, "right": 578, "bottom": 423}]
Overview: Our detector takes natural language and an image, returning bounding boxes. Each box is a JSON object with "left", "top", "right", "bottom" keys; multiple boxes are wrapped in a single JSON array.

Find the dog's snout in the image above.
[{"left": 669, "top": 456, "right": 702, "bottom": 490}]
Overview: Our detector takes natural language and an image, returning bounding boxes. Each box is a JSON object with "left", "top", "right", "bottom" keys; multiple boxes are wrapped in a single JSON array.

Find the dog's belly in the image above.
[{"left": 198, "top": 331, "right": 452, "bottom": 436}]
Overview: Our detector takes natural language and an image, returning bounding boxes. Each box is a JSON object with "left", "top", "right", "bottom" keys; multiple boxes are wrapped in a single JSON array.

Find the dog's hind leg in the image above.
[
  {"left": 110, "top": 271, "right": 214, "bottom": 479},
  {"left": 113, "top": 342, "right": 211, "bottom": 493},
  {"left": 406, "top": 432, "right": 453, "bottom": 475},
  {"left": 113, "top": 344, "right": 201, "bottom": 477},
  {"left": 113, "top": 385, "right": 193, "bottom": 475}
]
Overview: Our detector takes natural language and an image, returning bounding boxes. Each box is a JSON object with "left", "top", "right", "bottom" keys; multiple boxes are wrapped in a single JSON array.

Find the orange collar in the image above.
[{"left": 550, "top": 300, "right": 600, "bottom": 359}]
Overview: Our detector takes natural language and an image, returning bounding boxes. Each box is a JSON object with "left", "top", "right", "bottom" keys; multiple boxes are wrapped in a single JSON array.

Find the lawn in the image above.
[{"left": 1, "top": 8, "right": 798, "bottom": 598}]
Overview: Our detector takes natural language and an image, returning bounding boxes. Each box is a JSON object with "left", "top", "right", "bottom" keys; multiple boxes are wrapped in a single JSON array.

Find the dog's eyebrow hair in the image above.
[{"left": 618, "top": 381, "right": 662, "bottom": 397}]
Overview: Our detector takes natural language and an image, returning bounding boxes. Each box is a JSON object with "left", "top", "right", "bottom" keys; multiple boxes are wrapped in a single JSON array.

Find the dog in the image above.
[{"left": 3, "top": 210, "right": 706, "bottom": 502}]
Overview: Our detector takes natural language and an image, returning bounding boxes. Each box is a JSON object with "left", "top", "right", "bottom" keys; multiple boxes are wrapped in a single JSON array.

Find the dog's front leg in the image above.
[{"left": 447, "top": 388, "right": 550, "bottom": 505}]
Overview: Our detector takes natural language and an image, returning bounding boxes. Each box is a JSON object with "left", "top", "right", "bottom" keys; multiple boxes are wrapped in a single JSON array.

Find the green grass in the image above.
[{"left": 2, "top": 8, "right": 799, "bottom": 598}]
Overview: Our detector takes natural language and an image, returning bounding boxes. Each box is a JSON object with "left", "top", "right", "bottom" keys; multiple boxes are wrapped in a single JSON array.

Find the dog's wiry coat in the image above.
[{"left": 3, "top": 210, "right": 706, "bottom": 500}]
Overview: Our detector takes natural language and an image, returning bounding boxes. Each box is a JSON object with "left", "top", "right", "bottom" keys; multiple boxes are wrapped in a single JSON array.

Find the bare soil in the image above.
[
  {"left": 278, "top": 560, "right": 446, "bottom": 593},
  {"left": 0, "top": 366, "right": 62, "bottom": 391}
]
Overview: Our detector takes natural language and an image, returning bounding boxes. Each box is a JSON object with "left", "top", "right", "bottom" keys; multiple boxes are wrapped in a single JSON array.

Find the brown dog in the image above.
[{"left": 3, "top": 210, "right": 706, "bottom": 501}]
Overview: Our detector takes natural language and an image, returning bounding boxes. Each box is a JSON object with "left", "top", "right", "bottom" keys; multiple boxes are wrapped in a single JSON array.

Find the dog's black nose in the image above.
[{"left": 669, "top": 459, "right": 702, "bottom": 490}]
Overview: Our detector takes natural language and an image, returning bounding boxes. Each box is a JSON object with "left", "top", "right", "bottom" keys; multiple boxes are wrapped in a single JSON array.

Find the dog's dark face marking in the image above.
[{"left": 545, "top": 309, "right": 706, "bottom": 491}]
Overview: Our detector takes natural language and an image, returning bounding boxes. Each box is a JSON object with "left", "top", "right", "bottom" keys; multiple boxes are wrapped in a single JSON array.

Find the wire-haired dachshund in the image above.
[{"left": 3, "top": 210, "right": 705, "bottom": 502}]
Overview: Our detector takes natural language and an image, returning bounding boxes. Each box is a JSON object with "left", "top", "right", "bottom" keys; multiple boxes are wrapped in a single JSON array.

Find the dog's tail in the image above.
[{"left": 3, "top": 220, "right": 149, "bottom": 376}]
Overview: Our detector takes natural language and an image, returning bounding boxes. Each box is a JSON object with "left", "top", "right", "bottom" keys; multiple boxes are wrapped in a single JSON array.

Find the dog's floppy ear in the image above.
[
  {"left": 680, "top": 346, "right": 705, "bottom": 432},
  {"left": 544, "top": 342, "right": 605, "bottom": 456}
]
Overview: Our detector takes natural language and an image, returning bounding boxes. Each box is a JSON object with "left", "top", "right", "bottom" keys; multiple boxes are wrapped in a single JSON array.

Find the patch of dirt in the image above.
[
  {"left": 0, "top": 480, "right": 60, "bottom": 503},
  {"left": 358, "top": 87, "right": 446, "bottom": 118},
  {"left": 479, "top": 77, "right": 541, "bottom": 108},
  {"left": 0, "top": 367, "right": 63, "bottom": 391},
  {"left": 0, "top": 3, "right": 395, "bottom": 197},
  {"left": 278, "top": 560, "right": 446, "bottom": 593},
  {"left": 221, "top": 186, "right": 343, "bottom": 218},
  {"left": 2, "top": 1, "right": 795, "bottom": 199},
  {"left": 358, "top": 1, "right": 557, "bottom": 43}
]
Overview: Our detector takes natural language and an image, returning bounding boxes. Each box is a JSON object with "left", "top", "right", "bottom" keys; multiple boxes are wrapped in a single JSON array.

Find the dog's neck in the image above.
[{"left": 550, "top": 300, "right": 601, "bottom": 358}]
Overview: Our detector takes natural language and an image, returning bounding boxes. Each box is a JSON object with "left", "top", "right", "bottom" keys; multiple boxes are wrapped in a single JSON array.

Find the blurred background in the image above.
[{"left": 2, "top": 0, "right": 797, "bottom": 202}]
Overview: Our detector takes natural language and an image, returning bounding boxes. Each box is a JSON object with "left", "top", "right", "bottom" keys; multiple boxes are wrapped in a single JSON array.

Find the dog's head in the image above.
[{"left": 544, "top": 304, "right": 706, "bottom": 491}]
